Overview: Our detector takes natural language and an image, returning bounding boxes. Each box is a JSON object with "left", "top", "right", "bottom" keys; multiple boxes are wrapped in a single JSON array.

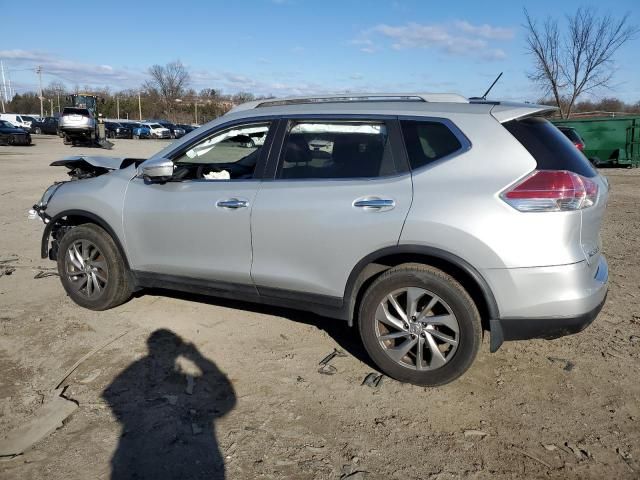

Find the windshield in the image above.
[
  {"left": 22, "top": 116, "right": 36, "bottom": 122},
  {"left": 0, "top": 120, "right": 15, "bottom": 128},
  {"left": 150, "top": 124, "right": 163, "bottom": 129}
]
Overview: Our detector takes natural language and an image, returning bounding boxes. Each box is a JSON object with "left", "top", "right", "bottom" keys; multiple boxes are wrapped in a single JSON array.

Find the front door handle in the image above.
[
  {"left": 353, "top": 197, "right": 396, "bottom": 211},
  {"left": 216, "top": 198, "right": 248, "bottom": 209}
]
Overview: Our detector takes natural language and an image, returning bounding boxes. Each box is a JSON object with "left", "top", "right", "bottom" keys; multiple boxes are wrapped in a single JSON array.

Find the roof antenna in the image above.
[{"left": 480, "top": 72, "right": 503, "bottom": 100}]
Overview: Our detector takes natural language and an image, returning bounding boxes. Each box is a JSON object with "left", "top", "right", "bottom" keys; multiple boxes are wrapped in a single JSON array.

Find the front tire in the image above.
[
  {"left": 34, "top": 127, "right": 42, "bottom": 134},
  {"left": 358, "top": 264, "right": 482, "bottom": 386},
  {"left": 57, "top": 224, "right": 132, "bottom": 310}
]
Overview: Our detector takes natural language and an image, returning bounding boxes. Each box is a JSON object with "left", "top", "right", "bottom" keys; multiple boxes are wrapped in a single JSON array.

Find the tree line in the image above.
[{"left": 6, "top": 61, "right": 270, "bottom": 124}]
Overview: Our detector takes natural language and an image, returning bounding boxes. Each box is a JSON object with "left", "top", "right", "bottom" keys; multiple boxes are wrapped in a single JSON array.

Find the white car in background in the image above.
[
  {"left": 143, "top": 123, "right": 171, "bottom": 139},
  {"left": 0, "top": 113, "right": 33, "bottom": 130}
]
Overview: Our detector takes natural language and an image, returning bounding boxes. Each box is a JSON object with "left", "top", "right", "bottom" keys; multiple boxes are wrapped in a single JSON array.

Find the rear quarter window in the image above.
[
  {"left": 504, "top": 117, "right": 596, "bottom": 177},
  {"left": 400, "top": 120, "right": 463, "bottom": 170}
]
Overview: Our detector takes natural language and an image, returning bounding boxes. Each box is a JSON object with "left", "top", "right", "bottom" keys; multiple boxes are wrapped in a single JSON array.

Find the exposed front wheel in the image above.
[
  {"left": 358, "top": 264, "right": 482, "bottom": 386},
  {"left": 57, "top": 224, "right": 132, "bottom": 310},
  {"left": 34, "top": 127, "right": 42, "bottom": 134}
]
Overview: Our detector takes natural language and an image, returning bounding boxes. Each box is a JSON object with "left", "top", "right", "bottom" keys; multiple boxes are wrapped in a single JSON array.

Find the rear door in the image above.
[{"left": 250, "top": 116, "right": 412, "bottom": 303}]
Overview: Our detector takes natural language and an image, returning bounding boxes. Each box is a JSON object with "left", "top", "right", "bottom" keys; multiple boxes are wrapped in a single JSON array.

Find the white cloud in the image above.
[
  {"left": 354, "top": 20, "right": 514, "bottom": 60},
  {"left": 453, "top": 21, "right": 514, "bottom": 40},
  {"left": 0, "top": 49, "right": 145, "bottom": 88}
]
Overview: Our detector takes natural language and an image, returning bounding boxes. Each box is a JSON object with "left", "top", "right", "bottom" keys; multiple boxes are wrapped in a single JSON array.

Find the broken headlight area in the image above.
[{"left": 29, "top": 182, "right": 67, "bottom": 222}]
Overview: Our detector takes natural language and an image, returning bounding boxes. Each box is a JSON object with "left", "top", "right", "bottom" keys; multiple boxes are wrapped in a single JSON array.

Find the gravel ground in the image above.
[{"left": 0, "top": 135, "right": 638, "bottom": 479}]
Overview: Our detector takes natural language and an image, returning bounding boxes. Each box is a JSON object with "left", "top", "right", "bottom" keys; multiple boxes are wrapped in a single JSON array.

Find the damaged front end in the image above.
[{"left": 30, "top": 155, "right": 144, "bottom": 260}]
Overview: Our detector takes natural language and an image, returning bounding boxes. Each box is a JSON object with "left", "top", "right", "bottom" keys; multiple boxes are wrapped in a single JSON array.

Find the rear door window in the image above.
[
  {"left": 400, "top": 120, "right": 463, "bottom": 170},
  {"left": 277, "top": 121, "right": 397, "bottom": 179},
  {"left": 504, "top": 117, "right": 596, "bottom": 177}
]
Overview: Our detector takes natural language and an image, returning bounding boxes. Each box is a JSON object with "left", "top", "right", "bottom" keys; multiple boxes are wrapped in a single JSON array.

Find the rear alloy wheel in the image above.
[
  {"left": 57, "top": 224, "right": 132, "bottom": 310},
  {"left": 359, "top": 264, "right": 482, "bottom": 386}
]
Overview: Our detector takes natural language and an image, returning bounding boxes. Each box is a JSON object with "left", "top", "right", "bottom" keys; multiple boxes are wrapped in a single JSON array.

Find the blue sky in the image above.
[{"left": 1, "top": 0, "right": 638, "bottom": 102}]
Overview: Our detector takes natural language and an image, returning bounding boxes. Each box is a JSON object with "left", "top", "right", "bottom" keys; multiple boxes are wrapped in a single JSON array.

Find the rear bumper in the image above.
[{"left": 486, "top": 255, "right": 608, "bottom": 352}]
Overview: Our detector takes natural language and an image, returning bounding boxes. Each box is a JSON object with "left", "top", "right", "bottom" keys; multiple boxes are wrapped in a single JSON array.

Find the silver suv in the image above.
[{"left": 33, "top": 94, "right": 609, "bottom": 386}]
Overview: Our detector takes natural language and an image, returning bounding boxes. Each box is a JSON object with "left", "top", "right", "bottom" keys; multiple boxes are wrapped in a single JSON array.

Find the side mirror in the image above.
[{"left": 141, "top": 157, "right": 175, "bottom": 182}]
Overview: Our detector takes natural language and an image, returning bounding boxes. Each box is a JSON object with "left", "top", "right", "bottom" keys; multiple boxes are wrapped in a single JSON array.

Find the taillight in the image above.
[
  {"left": 501, "top": 170, "right": 598, "bottom": 212},
  {"left": 575, "top": 142, "right": 584, "bottom": 151}
]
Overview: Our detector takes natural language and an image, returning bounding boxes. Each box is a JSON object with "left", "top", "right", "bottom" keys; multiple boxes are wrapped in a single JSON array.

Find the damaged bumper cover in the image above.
[{"left": 31, "top": 155, "right": 144, "bottom": 259}]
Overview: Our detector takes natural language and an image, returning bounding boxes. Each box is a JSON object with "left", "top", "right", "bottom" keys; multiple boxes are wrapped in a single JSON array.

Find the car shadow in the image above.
[
  {"left": 102, "top": 329, "right": 236, "bottom": 480},
  {"left": 137, "top": 288, "right": 378, "bottom": 371}
]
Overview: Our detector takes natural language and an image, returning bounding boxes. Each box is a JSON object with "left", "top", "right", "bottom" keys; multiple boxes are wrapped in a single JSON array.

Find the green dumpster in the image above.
[{"left": 552, "top": 116, "right": 640, "bottom": 167}]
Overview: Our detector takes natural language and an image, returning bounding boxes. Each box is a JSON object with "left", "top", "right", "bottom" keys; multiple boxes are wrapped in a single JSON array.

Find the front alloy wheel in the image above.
[
  {"left": 64, "top": 240, "right": 109, "bottom": 299},
  {"left": 57, "top": 224, "right": 132, "bottom": 310}
]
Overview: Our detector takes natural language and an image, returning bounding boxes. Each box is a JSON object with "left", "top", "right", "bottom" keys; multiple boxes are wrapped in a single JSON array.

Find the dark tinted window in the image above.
[
  {"left": 504, "top": 117, "right": 595, "bottom": 177},
  {"left": 400, "top": 120, "right": 462, "bottom": 170},
  {"left": 558, "top": 127, "right": 584, "bottom": 144},
  {"left": 278, "top": 121, "right": 396, "bottom": 179}
]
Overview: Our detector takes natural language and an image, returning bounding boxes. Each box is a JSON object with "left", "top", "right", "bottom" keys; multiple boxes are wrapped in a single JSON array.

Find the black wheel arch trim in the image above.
[
  {"left": 344, "top": 244, "right": 500, "bottom": 325},
  {"left": 41, "top": 209, "right": 131, "bottom": 270}
]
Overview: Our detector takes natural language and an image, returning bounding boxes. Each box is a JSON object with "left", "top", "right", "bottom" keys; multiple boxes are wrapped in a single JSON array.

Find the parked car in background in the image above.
[
  {"left": 127, "top": 122, "right": 151, "bottom": 139},
  {"left": 145, "top": 119, "right": 185, "bottom": 138},
  {"left": 143, "top": 122, "right": 171, "bottom": 139},
  {"left": 0, "top": 119, "right": 32, "bottom": 145},
  {"left": 0, "top": 113, "right": 33, "bottom": 131},
  {"left": 557, "top": 126, "right": 586, "bottom": 152},
  {"left": 157, "top": 121, "right": 186, "bottom": 139},
  {"left": 32, "top": 93, "right": 609, "bottom": 386},
  {"left": 105, "top": 122, "right": 133, "bottom": 139},
  {"left": 177, "top": 124, "right": 199, "bottom": 134},
  {"left": 30, "top": 117, "right": 59, "bottom": 135}
]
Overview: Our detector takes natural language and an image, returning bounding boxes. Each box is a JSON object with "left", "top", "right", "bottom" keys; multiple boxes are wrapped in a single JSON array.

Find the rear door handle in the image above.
[
  {"left": 216, "top": 198, "right": 248, "bottom": 209},
  {"left": 353, "top": 197, "right": 395, "bottom": 210}
]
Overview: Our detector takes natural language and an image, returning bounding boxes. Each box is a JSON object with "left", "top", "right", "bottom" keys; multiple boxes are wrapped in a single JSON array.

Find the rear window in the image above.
[
  {"left": 400, "top": 120, "right": 463, "bottom": 170},
  {"left": 63, "top": 108, "right": 90, "bottom": 116},
  {"left": 504, "top": 117, "right": 595, "bottom": 177}
]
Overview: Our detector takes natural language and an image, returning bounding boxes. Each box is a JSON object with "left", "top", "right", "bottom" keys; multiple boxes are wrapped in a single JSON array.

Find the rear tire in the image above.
[
  {"left": 34, "top": 127, "right": 42, "bottom": 134},
  {"left": 56, "top": 224, "right": 132, "bottom": 310},
  {"left": 358, "top": 264, "right": 482, "bottom": 386}
]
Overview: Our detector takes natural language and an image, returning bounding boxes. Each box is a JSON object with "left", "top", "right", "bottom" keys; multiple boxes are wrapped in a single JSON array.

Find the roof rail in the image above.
[{"left": 228, "top": 93, "right": 468, "bottom": 113}]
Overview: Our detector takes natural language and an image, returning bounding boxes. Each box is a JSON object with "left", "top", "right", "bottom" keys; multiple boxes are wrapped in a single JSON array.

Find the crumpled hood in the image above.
[
  {"left": 50, "top": 155, "right": 145, "bottom": 180},
  {"left": 51, "top": 155, "right": 130, "bottom": 170}
]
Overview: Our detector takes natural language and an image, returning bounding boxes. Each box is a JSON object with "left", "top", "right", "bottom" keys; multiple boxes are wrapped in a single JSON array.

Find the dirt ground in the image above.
[{"left": 0, "top": 135, "right": 638, "bottom": 480}]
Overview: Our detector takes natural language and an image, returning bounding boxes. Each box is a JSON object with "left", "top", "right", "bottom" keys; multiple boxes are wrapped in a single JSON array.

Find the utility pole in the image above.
[
  {"left": 57, "top": 91, "right": 61, "bottom": 113},
  {"left": 138, "top": 92, "right": 142, "bottom": 120},
  {"left": 0, "top": 60, "right": 7, "bottom": 113},
  {"left": 36, "top": 66, "right": 44, "bottom": 118},
  {"left": 49, "top": 99, "right": 54, "bottom": 117},
  {"left": 7, "top": 71, "right": 13, "bottom": 100},
  {"left": 116, "top": 96, "right": 120, "bottom": 120},
  {"left": 194, "top": 99, "right": 198, "bottom": 125}
]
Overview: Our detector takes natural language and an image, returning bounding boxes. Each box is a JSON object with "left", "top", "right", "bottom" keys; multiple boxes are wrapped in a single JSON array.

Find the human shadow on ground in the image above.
[{"left": 102, "top": 329, "right": 236, "bottom": 480}]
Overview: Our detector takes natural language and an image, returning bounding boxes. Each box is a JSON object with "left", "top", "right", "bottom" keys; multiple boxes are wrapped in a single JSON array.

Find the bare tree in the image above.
[
  {"left": 144, "top": 61, "right": 190, "bottom": 116},
  {"left": 524, "top": 7, "right": 638, "bottom": 118}
]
